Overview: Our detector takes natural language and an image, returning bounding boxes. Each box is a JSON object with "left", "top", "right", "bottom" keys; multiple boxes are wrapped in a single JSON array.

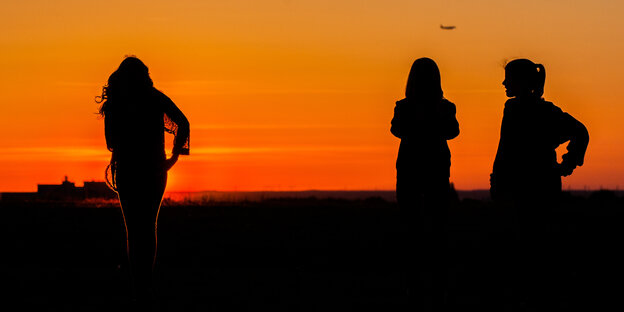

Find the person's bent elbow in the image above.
[
  {"left": 444, "top": 122, "right": 460, "bottom": 140},
  {"left": 390, "top": 124, "right": 402, "bottom": 139}
]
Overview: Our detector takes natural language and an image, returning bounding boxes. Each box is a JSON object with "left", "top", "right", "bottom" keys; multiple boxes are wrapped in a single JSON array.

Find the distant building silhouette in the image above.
[
  {"left": 37, "top": 176, "right": 84, "bottom": 201},
  {"left": 0, "top": 176, "right": 116, "bottom": 203}
]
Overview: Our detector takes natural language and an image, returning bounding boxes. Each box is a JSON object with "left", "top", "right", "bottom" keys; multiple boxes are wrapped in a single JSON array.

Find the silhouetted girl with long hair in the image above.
[
  {"left": 391, "top": 57, "right": 459, "bottom": 205},
  {"left": 98, "top": 56, "right": 189, "bottom": 302},
  {"left": 391, "top": 57, "right": 459, "bottom": 310},
  {"left": 491, "top": 59, "right": 588, "bottom": 200}
]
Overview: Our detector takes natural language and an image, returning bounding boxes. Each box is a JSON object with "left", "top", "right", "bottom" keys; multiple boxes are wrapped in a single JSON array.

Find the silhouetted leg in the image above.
[
  {"left": 495, "top": 200, "right": 519, "bottom": 310},
  {"left": 118, "top": 171, "right": 167, "bottom": 304},
  {"left": 397, "top": 181, "right": 422, "bottom": 309},
  {"left": 398, "top": 179, "right": 450, "bottom": 312},
  {"left": 513, "top": 194, "right": 559, "bottom": 311},
  {"left": 530, "top": 195, "right": 560, "bottom": 311},
  {"left": 421, "top": 181, "right": 450, "bottom": 311}
]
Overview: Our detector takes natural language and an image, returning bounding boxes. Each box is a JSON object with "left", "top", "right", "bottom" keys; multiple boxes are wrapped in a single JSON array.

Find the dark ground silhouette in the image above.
[{"left": 2, "top": 193, "right": 622, "bottom": 311}]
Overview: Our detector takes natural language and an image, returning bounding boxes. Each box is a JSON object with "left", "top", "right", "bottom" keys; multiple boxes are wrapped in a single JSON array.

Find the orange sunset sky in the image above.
[{"left": 1, "top": 0, "right": 623, "bottom": 192}]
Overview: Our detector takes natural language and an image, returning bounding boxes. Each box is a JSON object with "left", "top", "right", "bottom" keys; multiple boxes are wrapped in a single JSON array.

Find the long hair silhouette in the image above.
[
  {"left": 98, "top": 57, "right": 156, "bottom": 190},
  {"left": 391, "top": 57, "right": 459, "bottom": 201},
  {"left": 98, "top": 57, "right": 154, "bottom": 114},
  {"left": 491, "top": 58, "right": 588, "bottom": 200},
  {"left": 98, "top": 56, "right": 190, "bottom": 302},
  {"left": 405, "top": 57, "right": 443, "bottom": 100},
  {"left": 391, "top": 57, "right": 459, "bottom": 309}
]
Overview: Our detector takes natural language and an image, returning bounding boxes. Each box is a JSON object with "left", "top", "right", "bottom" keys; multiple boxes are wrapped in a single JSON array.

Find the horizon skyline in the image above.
[{"left": 1, "top": 175, "right": 616, "bottom": 193}]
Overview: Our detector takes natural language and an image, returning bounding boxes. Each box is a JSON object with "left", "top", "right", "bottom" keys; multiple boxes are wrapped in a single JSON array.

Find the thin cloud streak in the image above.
[
  {"left": 159, "top": 80, "right": 382, "bottom": 95},
  {"left": 0, "top": 144, "right": 393, "bottom": 161},
  {"left": 192, "top": 146, "right": 389, "bottom": 154},
  {"left": 193, "top": 124, "right": 382, "bottom": 130},
  {"left": 446, "top": 89, "right": 499, "bottom": 94},
  {"left": 0, "top": 147, "right": 109, "bottom": 161},
  {"left": 190, "top": 145, "right": 393, "bottom": 158}
]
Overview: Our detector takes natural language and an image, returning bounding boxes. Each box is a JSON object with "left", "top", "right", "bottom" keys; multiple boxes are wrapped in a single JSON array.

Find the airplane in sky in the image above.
[{"left": 440, "top": 24, "right": 456, "bottom": 30}]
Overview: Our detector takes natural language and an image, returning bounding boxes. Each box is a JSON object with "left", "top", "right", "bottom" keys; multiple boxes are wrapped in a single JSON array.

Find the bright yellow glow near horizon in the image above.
[{"left": 1, "top": 0, "right": 623, "bottom": 192}]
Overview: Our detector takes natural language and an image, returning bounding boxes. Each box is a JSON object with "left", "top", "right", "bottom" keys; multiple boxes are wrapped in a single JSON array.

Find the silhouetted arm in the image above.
[
  {"left": 390, "top": 101, "right": 403, "bottom": 138},
  {"left": 160, "top": 91, "right": 190, "bottom": 156},
  {"left": 441, "top": 101, "right": 459, "bottom": 140},
  {"left": 490, "top": 137, "right": 506, "bottom": 200},
  {"left": 490, "top": 105, "right": 510, "bottom": 199},
  {"left": 558, "top": 112, "right": 589, "bottom": 176}
]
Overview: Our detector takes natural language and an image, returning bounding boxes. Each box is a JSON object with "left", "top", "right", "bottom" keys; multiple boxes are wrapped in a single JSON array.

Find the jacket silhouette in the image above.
[
  {"left": 392, "top": 97, "right": 459, "bottom": 199},
  {"left": 491, "top": 59, "right": 588, "bottom": 200},
  {"left": 491, "top": 97, "right": 588, "bottom": 199},
  {"left": 391, "top": 58, "right": 459, "bottom": 202}
]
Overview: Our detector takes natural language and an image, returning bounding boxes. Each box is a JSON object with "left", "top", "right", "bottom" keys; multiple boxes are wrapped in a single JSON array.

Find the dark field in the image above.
[{"left": 2, "top": 192, "right": 622, "bottom": 311}]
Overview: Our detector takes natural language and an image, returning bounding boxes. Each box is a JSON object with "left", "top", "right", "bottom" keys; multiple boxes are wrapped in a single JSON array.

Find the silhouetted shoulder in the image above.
[
  {"left": 440, "top": 99, "right": 459, "bottom": 140},
  {"left": 503, "top": 98, "right": 519, "bottom": 111},
  {"left": 440, "top": 98, "right": 456, "bottom": 113},
  {"left": 503, "top": 98, "right": 513, "bottom": 107},
  {"left": 150, "top": 88, "right": 174, "bottom": 107},
  {"left": 504, "top": 98, "right": 562, "bottom": 116},
  {"left": 390, "top": 99, "right": 408, "bottom": 138},
  {"left": 441, "top": 98, "right": 455, "bottom": 106},
  {"left": 543, "top": 100, "right": 561, "bottom": 111},
  {"left": 540, "top": 101, "right": 581, "bottom": 128},
  {"left": 539, "top": 100, "right": 564, "bottom": 117}
]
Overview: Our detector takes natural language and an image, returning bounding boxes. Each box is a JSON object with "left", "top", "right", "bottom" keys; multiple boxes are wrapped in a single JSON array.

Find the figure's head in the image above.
[
  {"left": 97, "top": 56, "right": 153, "bottom": 115},
  {"left": 405, "top": 57, "right": 443, "bottom": 100},
  {"left": 503, "top": 59, "right": 545, "bottom": 99},
  {"left": 107, "top": 56, "right": 153, "bottom": 92}
]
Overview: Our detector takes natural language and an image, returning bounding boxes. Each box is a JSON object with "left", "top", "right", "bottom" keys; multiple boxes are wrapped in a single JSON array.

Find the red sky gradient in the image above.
[{"left": 1, "top": 1, "right": 623, "bottom": 192}]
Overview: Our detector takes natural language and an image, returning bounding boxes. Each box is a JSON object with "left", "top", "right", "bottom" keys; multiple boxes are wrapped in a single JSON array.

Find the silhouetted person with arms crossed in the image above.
[
  {"left": 490, "top": 59, "right": 588, "bottom": 310},
  {"left": 391, "top": 57, "right": 459, "bottom": 311},
  {"left": 97, "top": 56, "right": 190, "bottom": 305}
]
